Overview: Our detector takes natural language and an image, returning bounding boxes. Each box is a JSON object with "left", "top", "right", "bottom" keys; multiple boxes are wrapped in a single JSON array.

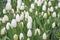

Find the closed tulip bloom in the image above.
[
  {"left": 34, "top": 0, "right": 38, "bottom": 3},
  {"left": 25, "top": 11, "right": 29, "bottom": 19},
  {"left": 6, "top": 22, "right": 10, "bottom": 30},
  {"left": 7, "top": 0, "right": 11, "bottom": 3},
  {"left": 3, "top": 9, "right": 6, "bottom": 14},
  {"left": 28, "top": 16, "right": 32, "bottom": 23},
  {"left": 10, "top": 19, "right": 17, "bottom": 28},
  {"left": 29, "top": 8, "right": 33, "bottom": 12},
  {"left": 34, "top": 28, "right": 40, "bottom": 36},
  {"left": 58, "top": 2, "right": 60, "bottom": 8},
  {"left": 16, "top": 14, "right": 20, "bottom": 22},
  {"left": 49, "top": 6, "right": 54, "bottom": 12},
  {"left": 48, "top": 1, "right": 52, "bottom": 6},
  {"left": 17, "top": 0, "right": 22, "bottom": 10},
  {"left": 52, "top": 22, "right": 55, "bottom": 28},
  {"left": 52, "top": 12, "right": 56, "bottom": 17},
  {"left": 43, "top": 13, "right": 47, "bottom": 18},
  {"left": 27, "top": 38, "right": 30, "bottom": 40},
  {"left": 13, "top": 34, "right": 18, "bottom": 40},
  {"left": 37, "top": 0, "right": 42, "bottom": 6},
  {"left": 27, "top": 29, "right": 32, "bottom": 37},
  {"left": 11, "top": 9, "right": 14, "bottom": 13},
  {"left": 27, "top": 22, "right": 32, "bottom": 29},
  {"left": 20, "top": 12, "right": 24, "bottom": 20},
  {"left": 43, "top": 33, "right": 47, "bottom": 40},
  {"left": 19, "top": 33, "right": 24, "bottom": 40},
  {"left": 31, "top": 3, "right": 35, "bottom": 9},
  {"left": 2, "top": 15, "right": 9, "bottom": 23},
  {"left": 42, "top": 5, "right": 46, "bottom": 11},
  {"left": 1, "top": 27, "right": 6, "bottom": 35},
  {"left": 4, "top": 15, "right": 9, "bottom": 21},
  {"left": 5, "top": 3, "right": 12, "bottom": 10},
  {"left": 2, "top": 17, "right": 6, "bottom": 23}
]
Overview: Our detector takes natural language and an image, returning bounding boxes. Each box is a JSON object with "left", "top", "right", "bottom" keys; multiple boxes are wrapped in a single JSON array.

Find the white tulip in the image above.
[
  {"left": 52, "top": 22, "right": 55, "bottom": 28},
  {"left": 11, "top": 9, "right": 14, "bottom": 13},
  {"left": 20, "top": 12, "right": 24, "bottom": 20},
  {"left": 58, "top": 2, "right": 60, "bottom": 8},
  {"left": 16, "top": 14, "right": 20, "bottom": 22},
  {"left": 34, "top": 0, "right": 38, "bottom": 3},
  {"left": 28, "top": 16, "right": 32, "bottom": 23},
  {"left": 34, "top": 28, "right": 40, "bottom": 36},
  {"left": 48, "top": 1, "right": 52, "bottom": 6},
  {"left": 7, "top": 0, "right": 11, "bottom": 3},
  {"left": 44, "top": 1, "right": 47, "bottom": 6},
  {"left": 27, "top": 22, "right": 32, "bottom": 29},
  {"left": 6, "top": 22, "right": 10, "bottom": 30},
  {"left": 52, "top": 12, "right": 56, "bottom": 17},
  {"left": 37, "top": 0, "right": 42, "bottom": 6},
  {"left": 17, "top": 0, "right": 22, "bottom": 9},
  {"left": 3, "top": 9, "right": 6, "bottom": 14},
  {"left": 43, "top": 13, "right": 47, "bottom": 18},
  {"left": 1, "top": 27, "right": 6, "bottom": 35},
  {"left": 4, "top": 15, "right": 9, "bottom": 21},
  {"left": 25, "top": 11, "right": 29, "bottom": 19},
  {"left": 42, "top": 5, "right": 46, "bottom": 11},
  {"left": 10, "top": 19, "right": 17, "bottom": 28},
  {"left": 20, "top": 5, "right": 24, "bottom": 10},
  {"left": 27, "top": 29, "right": 32, "bottom": 37},
  {"left": 31, "top": 3, "right": 35, "bottom": 9},
  {"left": 19, "top": 33, "right": 24, "bottom": 40},
  {"left": 29, "top": 8, "right": 33, "bottom": 12},
  {"left": 2, "top": 15, "right": 9, "bottom": 23},
  {"left": 49, "top": 6, "right": 54, "bottom": 12},
  {"left": 5, "top": 3, "right": 12, "bottom": 10},
  {"left": 2, "top": 17, "right": 6, "bottom": 23},
  {"left": 27, "top": 38, "right": 30, "bottom": 40},
  {"left": 35, "top": 11, "right": 38, "bottom": 16},
  {"left": 43, "top": 33, "right": 47, "bottom": 40},
  {"left": 13, "top": 34, "right": 18, "bottom": 40}
]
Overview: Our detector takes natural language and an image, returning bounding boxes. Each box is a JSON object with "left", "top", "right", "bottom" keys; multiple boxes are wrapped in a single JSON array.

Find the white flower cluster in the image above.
[{"left": 1, "top": 0, "right": 60, "bottom": 40}]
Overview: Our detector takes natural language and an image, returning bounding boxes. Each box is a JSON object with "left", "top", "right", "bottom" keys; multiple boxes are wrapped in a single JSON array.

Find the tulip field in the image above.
[{"left": 0, "top": 0, "right": 60, "bottom": 40}]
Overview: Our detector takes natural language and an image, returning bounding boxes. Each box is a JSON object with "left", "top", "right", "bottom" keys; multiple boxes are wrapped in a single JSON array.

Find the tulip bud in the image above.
[
  {"left": 11, "top": 9, "right": 14, "bottom": 13},
  {"left": 16, "top": 14, "right": 20, "bottom": 22},
  {"left": 6, "top": 22, "right": 10, "bottom": 30},
  {"left": 31, "top": 3, "right": 35, "bottom": 9},
  {"left": 43, "top": 33, "right": 47, "bottom": 40},
  {"left": 4, "top": 15, "right": 9, "bottom": 21},
  {"left": 20, "top": 12, "right": 24, "bottom": 20},
  {"left": 49, "top": 6, "right": 54, "bottom": 12},
  {"left": 27, "top": 22, "right": 32, "bottom": 29},
  {"left": 25, "top": 11, "right": 29, "bottom": 19},
  {"left": 13, "top": 34, "right": 18, "bottom": 40},
  {"left": 27, "top": 38, "right": 30, "bottom": 40},
  {"left": 42, "top": 5, "right": 46, "bottom": 11},
  {"left": 1, "top": 27, "right": 6, "bottom": 35},
  {"left": 19, "top": 33, "right": 24, "bottom": 40},
  {"left": 58, "top": 2, "right": 60, "bottom": 8},
  {"left": 34, "top": 28, "right": 40, "bottom": 36},
  {"left": 3, "top": 9, "right": 6, "bottom": 14},
  {"left": 52, "top": 12, "right": 56, "bottom": 18},
  {"left": 29, "top": 8, "right": 33, "bottom": 12},
  {"left": 5, "top": 2, "right": 12, "bottom": 10},
  {"left": 28, "top": 16, "right": 32, "bottom": 23},
  {"left": 27, "top": 29, "right": 32, "bottom": 37},
  {"left": 48, "top": 1, "right": 52, "bottom": 6},
  {"left": 10, "top": 19, "right": 17, "bottom": 28},
  {"left": 43, "top": 13, "right": 47, "bottom": 18},
  {"left": 52, "top": 22, "right": 55, "bottom": 28}
]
